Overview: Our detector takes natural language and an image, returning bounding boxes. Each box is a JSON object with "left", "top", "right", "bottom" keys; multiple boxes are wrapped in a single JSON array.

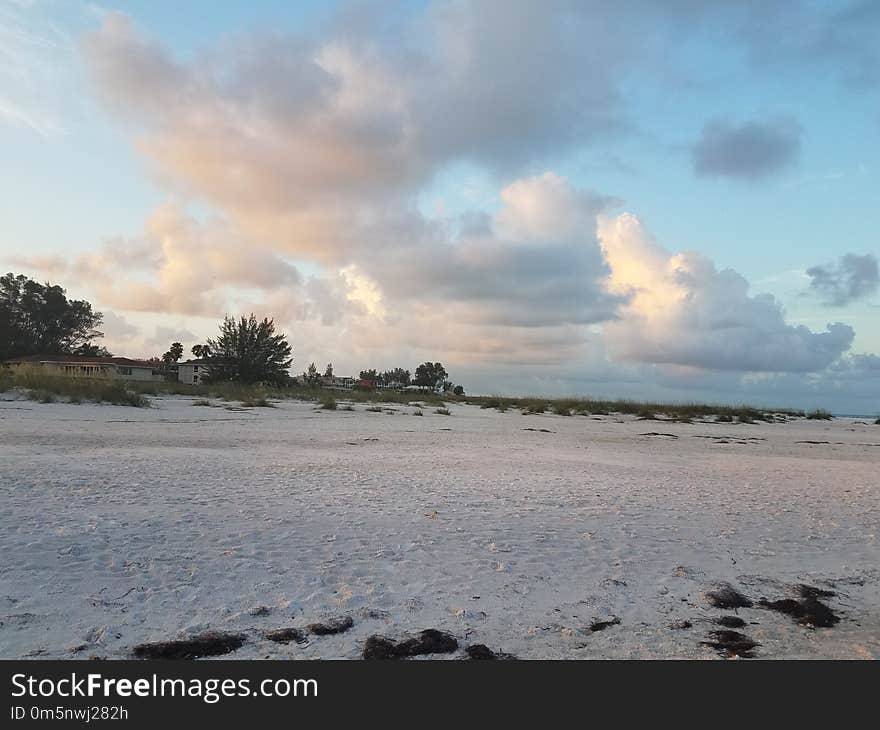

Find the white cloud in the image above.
[{"left": 599, "top": 213, "right": 855, "bottom": 372}]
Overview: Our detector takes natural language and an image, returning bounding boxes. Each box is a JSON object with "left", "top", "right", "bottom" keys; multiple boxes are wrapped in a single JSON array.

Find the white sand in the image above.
[{"left": 1, "top": 395, "right": 878, "bottom": 659}]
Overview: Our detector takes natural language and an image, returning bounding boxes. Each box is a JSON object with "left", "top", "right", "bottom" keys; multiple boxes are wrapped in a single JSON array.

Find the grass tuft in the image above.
[
  {"left": 240, "top": 396, "right": 274, "bottom": 408},
  {"left": 806, "top": 408, "right": 833, "bottom": 420}
]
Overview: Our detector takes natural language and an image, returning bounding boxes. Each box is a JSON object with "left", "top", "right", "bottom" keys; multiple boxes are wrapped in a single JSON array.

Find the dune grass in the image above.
[
  {"left": 463, "top": 393, "right": 803, "bottom": 421},
  {"left": 806, "top": 408, "right": 833, "bottom": 420},
  {"left": 2, "top": 369, "right": 151, "bottom": 407},
  {"left": 1, "top": 366, "right": 812, "bottom": 420},
  {"left": 240, "top": 396, "right": 274, "bottom": 408}
]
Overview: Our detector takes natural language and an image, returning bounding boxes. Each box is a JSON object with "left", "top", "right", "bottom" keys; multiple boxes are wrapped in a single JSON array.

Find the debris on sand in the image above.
[
  {"left": 265, "top": 628, "right": 307, "bottom": 644},
  {"left": 362, "top": 629, "right": 459, "bottom": 659},
  {"left": 133, "top": 631, "right": 245, "bottom": 660},
  {"left": 715, "top": 615, "right": 747, "bottom": 629},
  {"left": 588, "top": 616, "right": 621, "bottom": 632},
  {"left": 523, "top": 427, "right": 554, "bottom": 433},
  {"left": 705, "top": 584, "right": 754, "bottom": 609},
  {"left": 638, "top": 432, "right": 678, "bottom": 439},
  {"left": 465, "top": 644, "right": 517, "bottom": 660},
  {"left": 701, "top": 630, "right": 758, "bottom": 658},
  {"left": 363, "top": 636, "right": 399, "bottom": 660},
  {"left": 395, "top": 628, "right": 459, "bottom": 656},
  {"left": 248, "top": 605, "right": 272, "bottom": 617},
  {"left": 798, "top": 584, "right": 836, "bottom": 599},
  {"left": 306, "top": 616, "right": 354, "bottom": 635},
  {"left": 758, "top": 585, "right": 840, "bottom": 628},
  {"left": 670, "top": 620, "right": 693, "bottom": 630}
]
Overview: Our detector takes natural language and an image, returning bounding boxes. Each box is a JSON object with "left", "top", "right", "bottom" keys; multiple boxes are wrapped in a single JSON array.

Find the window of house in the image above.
[
  {"left": 193, "top": 365, "right": 199, "bottom": 372},
  {"left": 118, "top": 367, "right": 132, "bottom": 375}
]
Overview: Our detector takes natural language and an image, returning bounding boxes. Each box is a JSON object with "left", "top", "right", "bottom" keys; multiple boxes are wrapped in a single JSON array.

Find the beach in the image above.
[{"left": 1, "top": 395, "right": 878, "bottom": 659}]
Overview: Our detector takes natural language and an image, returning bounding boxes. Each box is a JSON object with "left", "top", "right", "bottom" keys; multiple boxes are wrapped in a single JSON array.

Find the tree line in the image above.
[
  {"left": 301, "top": 360, "right": 463, "bottom": 394},
  {"left": 1, "top": 273, "right": 462, "bottom": 392}
]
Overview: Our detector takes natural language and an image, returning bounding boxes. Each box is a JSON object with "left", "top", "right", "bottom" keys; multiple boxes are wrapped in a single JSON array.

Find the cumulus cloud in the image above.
[
  {"left": 41, "top": 5, "right": 871, "bottom": 391},
  {"left": 691, "top": 116, "right": 802, "bottom": 181},
  {"left": 11, "top": 205, "right": 301, "bottom": 316},
  {"left": 357, "top": 173, "right": 624, "bottom": 330},
  {"left": 599, "top": 214, "right": 854, "bottom": 372},
  {"left": 806, "top": 253, "right": 879, "bottom": 306}
]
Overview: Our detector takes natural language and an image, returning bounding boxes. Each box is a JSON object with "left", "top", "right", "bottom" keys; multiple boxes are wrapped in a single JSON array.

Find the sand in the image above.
[{"left": 1, "top": 395, "right": 878, "bottom": 659}]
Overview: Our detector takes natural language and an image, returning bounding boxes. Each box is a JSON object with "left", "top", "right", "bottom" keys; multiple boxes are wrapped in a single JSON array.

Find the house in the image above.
[
  {"left": 2, "top": 354, "right": 164, "bottom": 382},
  {"left": 177, "top": 359, "right": 211, "bottom": 385},
  {"left": 321, "top": 375, "right": 356, "bottom": 390}
]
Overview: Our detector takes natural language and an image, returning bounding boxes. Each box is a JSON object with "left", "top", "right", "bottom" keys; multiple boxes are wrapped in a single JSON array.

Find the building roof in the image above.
[
  {"left": 3, "top": 354, "right": 159, "bottom": 368},
  {"left": 179, "top": 359, "right": 211, "bottom": 365}
]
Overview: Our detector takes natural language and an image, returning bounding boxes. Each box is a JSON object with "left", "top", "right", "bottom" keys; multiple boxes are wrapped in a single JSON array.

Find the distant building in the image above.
[
  {"left": 322, "top": 375, "right": 356, "bottom": 390},
  {"left": 177, "top": 359, "right": 211, "bottom": 385},
  {"left": 2, "top": 354, "right": 164, "bottom": 382}
]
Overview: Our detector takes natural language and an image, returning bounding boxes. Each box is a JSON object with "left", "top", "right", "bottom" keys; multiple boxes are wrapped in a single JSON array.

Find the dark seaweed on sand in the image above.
[
  {"left": 705, "top": 584, "right": 753, "bottom": 609},
  {"left": 758, "top": 585, "right": 839, "bottom": 628},
  {"left": 363, "top": 629, "right": 459, "bottom": 659},
  {"left": 306, "top": 616, "right": 354, "bottom": 635},
  {"left": 133, "top": 631, "right": 245, "bottom": 660},
  {"left": 701, "top": 630, "right": 758, "bottom": 658}
]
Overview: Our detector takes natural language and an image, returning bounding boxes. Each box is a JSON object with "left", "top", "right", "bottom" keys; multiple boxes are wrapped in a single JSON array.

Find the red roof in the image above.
[{"left": 3, "top": 354, "right": 158, "bottom": 368}]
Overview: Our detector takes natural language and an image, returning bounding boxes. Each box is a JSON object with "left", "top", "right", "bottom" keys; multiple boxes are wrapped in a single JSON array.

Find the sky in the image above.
[{"left": 1, "top": 0, "right": 879, "bottom": 412}]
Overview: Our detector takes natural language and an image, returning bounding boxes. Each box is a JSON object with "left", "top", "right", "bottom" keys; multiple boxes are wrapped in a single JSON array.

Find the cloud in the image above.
[
  {"left": 806, "top": 253, "right": 879, "bottom": 306},
  {"left": 599, "top": 213, "right": 854, "bottom": 372},
  {"left": 357, "top": 173, "right": 624, "bottom": 329},
  {"left": 147, "top": 325, "right": 198, "bottom": 348},
  {"left": 79, "top": 5, "right": 686, "bottom": 262},
  {"left": 99, "top": 310, "right": 139, "bottom": 340},
  {"left": 691, "top": 116, "right": 802, "bottom": 181},
  {"left": 12, "top": 204, "right": 301, "bottom": 316},
  {"left": 54, "top": 6, "right": 875, "bottom": 394}
]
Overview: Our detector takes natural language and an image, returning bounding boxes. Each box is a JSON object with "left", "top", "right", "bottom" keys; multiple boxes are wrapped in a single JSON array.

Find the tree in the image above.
[
  {"left": 191, "top": 344, "right": 210, "bottom": 359},
  {"left": 204, "top": 314, "right": 293, "bottom": 385},
  {"left": 324, "top": 363, "right": 334, "bottom": 379},
  {"left": 413, "top": 362, "right": 448, "bottom": 392},
  {"left": 162, "top": 342, "right": 183, "bottom": 366},
  {"left": 0, "top": 272, "right": 106, "bottom": 360},
  {"left": 453, "top": 385, "right": 465, "bottom": 396},
  {"left": 73, "top": 343, "right": 113, "bottom": 357},
  {"left": 382, "top": 367, "right": 410, "bottom": 388},
  {"left": 303, "top": 362, "right": 321, "bottom": 386},
  {"left": 359, "top": 369, "right": 379, "bottom": 387}
]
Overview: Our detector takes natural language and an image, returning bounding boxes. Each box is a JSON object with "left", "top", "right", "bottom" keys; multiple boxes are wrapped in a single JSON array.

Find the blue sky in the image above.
[{"left": 1, "top": 1, "right": 878, "bottom": 410}]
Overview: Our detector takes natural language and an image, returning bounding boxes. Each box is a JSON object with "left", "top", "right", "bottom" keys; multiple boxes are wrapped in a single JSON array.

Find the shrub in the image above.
[
  {"left": 192, "top": 399, "right": 212, "bottom": 407},
  {"left": 806, "top": 408, "right": 833, "bottom": 420},
  {"left": 552, "top": 403, "right": 572, "bottom": 416},
  {"left": 716, "top": 414, "right": 733, "bottom": 422},
  {"left": 413, "top": 409, "right": 424, "bottom": 416},
  {"left": 241, "top": 396, "right": 274, "bottom": 408},
  {"left": 319, "top": 394, "right": 337, "bottom": 410}
]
